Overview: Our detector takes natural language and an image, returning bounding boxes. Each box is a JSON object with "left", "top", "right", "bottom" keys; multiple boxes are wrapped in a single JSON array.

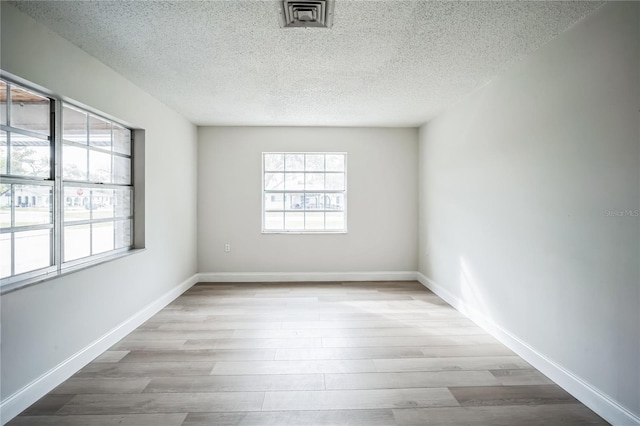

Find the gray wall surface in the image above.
[
  {"left": 198, "top": 126, "right": 418, "bottom": 274},
  {"left": 418, "top": 1, "right": 639, "bottom": 417},
  {"left": 0, "top": 3, "right": 198, "bottom": 401}
]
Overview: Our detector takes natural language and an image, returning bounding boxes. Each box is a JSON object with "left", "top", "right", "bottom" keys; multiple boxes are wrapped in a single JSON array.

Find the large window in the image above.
[
  {"left": 262, "top": 152, "right": 347, "bottom": 233},
  {"left": 0, "top": 75, "right": 137, "bottom": 292}
]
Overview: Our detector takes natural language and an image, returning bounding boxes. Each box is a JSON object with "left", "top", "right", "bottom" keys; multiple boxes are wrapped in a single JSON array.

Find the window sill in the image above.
[
  {"left": 0, "top": 248, "right": 146, "bottom": 295},
  {"left": 262, "top": 231, "right": 348, "bottom": 234}
]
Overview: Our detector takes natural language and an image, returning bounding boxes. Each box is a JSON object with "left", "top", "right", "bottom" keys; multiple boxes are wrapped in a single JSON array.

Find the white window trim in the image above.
[{"left": 261, "top": 151, "right": 348, "bottom": 234}]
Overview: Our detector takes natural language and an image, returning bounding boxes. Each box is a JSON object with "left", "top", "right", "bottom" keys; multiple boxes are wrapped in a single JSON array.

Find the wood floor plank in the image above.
[
  {"left": 280, "top": 320, "right": 448, "bottom": 329},
  {"left": 392, "top": 404, "right": 608, "bottom": 425},
  {"left": 8, "top": 413, "right": 188, "bottom": 426},
  {"left": 182, "top": 337, "right": 322, "bottom": 350},
  {"left": 144, "top": 374, "right": 325, "bottom": 393},
  {"left": 19, "top": 395, "right": 76, "bottom": 416},
  {"left": 374, "top": 356, "right": 531, "bottom": 372},
  {"left": 261, "top": 388, "right": 460, "bottom": 411},
  {"left": 183, "top": 409, "right": 398, "bottom": 426},
  {"left": 124, "top": 329, "right": 235, "bottom": 340},
  {"left": 211, "top": 359, "right": 377, "bottom": 375},
  {"left": 57, "top": 392, "right": 265, "bottom": 415},
  {"left": 50, "top": 378, "right": 151, "bottom": 395},
  {"left": 490, "top": 369, "right": 555, "bottom": 386},
  {"left": 120, "top": 349, "right": 275, "bottom": 363},
  {"left": 232, "top": 325, "right": 485, "bottom": 339},
  {"left": 322, "top": 335, "right": 498, "bottom": 348},
  {"left": 75, "top": 362, "right": 216, "bottom": 378},
  {"left": 158, "top": 322, "right": 283, "bottom": 330},
  {"left": 449, "top": 385, "right": 577, "bottom": 407},
  {"left": 92, "top": 351, "right": 130, "bottom": 363},
  {"left": 420, "top": 344, "right": 515, "bottom": 358},
  {"left": 325, "top": 371, "right": 500, "bottom": 390},
  {"left": 274, "top": 346, "right": 427, "bottom": 360},
  {"left": 109, "top": 340, "right": 187, "bottom": 350}
]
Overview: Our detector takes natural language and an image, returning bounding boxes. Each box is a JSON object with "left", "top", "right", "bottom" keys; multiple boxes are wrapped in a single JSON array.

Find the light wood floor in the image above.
[{"left": 10, "top": 281, "right": 608, "bottom": 425}]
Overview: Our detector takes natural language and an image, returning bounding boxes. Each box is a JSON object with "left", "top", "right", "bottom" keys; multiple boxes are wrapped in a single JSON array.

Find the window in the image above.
[
  {"left": 262, "top": 152, "right": 347, "bottom": 233},
  {"left": 0, "top": 75, "right": 137, "bottom": 292},
  {"left": 61, "top": 103, "right": 133, "bottom": 263}
]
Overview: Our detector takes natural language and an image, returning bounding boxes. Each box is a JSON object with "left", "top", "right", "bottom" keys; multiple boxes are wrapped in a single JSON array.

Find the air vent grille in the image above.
[{"left": 278, "top": 0, "right": 335, "bottom": 29}]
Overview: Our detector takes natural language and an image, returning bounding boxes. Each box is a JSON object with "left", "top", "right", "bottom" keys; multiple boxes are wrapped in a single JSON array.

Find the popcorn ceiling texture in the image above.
[{"left": 10, "top": 1, "right": 602, "bottom": 127}]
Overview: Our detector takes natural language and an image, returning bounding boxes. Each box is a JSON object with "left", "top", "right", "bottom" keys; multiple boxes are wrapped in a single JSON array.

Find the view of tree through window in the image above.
[
  {"left": 0, "top": 76, "right": 135, "bottom": 290},
  {"left": 263, "top": 152, "right": 347, "bottom": 232}
]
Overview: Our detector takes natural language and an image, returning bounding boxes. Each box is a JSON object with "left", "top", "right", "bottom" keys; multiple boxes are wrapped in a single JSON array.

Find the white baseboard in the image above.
[
  {"left": 0, "top": 273, "right": 199, "bottom": 425},
  {"left": 416, "top": 272, "right": 640, "bottom": 426},
  {"left": 197, "top": 271, "right": 418, "bottom": 283}
]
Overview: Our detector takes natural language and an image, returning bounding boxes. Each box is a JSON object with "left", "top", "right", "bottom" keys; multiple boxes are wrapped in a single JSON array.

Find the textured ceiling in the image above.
[{"left": 10, "top": 1, "right": 603, "bottom": 127}]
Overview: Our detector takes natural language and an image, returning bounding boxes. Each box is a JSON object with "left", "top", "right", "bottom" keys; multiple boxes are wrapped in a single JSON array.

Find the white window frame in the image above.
[
  {"left": 0, "top": 72, "right": 143, "bottom": 294},
  {"left": 262, "top": 152, "right": 347, "bottom": 234}
]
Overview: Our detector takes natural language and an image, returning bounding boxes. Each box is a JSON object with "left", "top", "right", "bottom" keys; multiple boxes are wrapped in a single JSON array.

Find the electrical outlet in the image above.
[{"left": 224, "top": 244, "right": 231, "bottom": 253}]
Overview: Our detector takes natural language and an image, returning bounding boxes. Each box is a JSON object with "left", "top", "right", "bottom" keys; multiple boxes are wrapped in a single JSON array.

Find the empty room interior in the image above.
[{"left": 0, "top": 1, "right": 638, "bottom": 425}]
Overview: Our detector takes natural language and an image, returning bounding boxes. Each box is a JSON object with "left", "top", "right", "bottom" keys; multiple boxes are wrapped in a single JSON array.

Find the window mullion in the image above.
[
  {"left": 53, "top": 98, "right": 63, "bottom": 272},
  {"left": 10, "top": 185, "right": 15, "bottom": 276},
  {"left": 3, "top": 82, "right": 11, "bottom": 181}
]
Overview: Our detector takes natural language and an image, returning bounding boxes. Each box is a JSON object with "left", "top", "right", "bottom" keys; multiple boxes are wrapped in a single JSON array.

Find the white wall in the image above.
[
  {"left": 0, "top": 1, "right": 198, "bottom": 413},
  {"left": 198, "top": 126, "right": 418, "bottom": 275},
  {"left": 418, "top": 2, "right": 639, "bottom": 423}
]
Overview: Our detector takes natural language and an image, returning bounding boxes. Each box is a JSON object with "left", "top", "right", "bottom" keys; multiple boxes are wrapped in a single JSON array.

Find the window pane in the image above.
[
  {"left": 0, "top": 131, "right": 6, "bottom": 175},
  {"left": 305, "top": 154, "right": 324, "bottom": 171},
  {"left": 326, "top": 154, "right": 345, "bottom": 172},
  {"left": 89, "top": 150, "right": 111, "bottom": 182},
  {"left": 64, "top": 186, "right": 90, "bottom": 222},
  {"left": 0, "top": 81, "right": 7, "bottom": 126},
  {"left": 114, "top": 189, "right": 132, "bottom": 218},
  {"left": 115, "top": 219, "right": 132, "bottom": 249},
  {"left": 285, "top": 193, "right": 303, "bottom": 210},
  {"left": 326, "top": 212, "right": 345, "bottom": 230},
  {"left": 264, "top": 212, "right": 283, "bottom": 230},
  {"left": 89, "top": 114, "right": 111, "bottom": 150},
  {"left": 14, "top": 185, "right": 52, "bottom": 226},
  {"left": 63, "top": 105, "right": 87, "bottom": 145},
  {"left": 90, "top": 189, "right": 114, "bottom": 219},
  {"left": 284, "top": 212, "right": 304, "bottom": 230},
  {"left": 0, "top": 233, "right": 10, "bottom": 278},
  {"left": 305, "top": 212, "right": 324, "bottom": 230},
  {"left": 264, "top": 153, "right": 284, "bottom": 171},
  {"left": 264, "top": 193, "right": 284, "bottom": 211},
  {"left": 264, "top": 173, "right": 284, "bottom": 190},
  {"left": 305, "top": 173, "right": 324, "bottom": 191},
  {"left": 10, "top": 135, "right": 50, "bottom": 178},
  {"left": 14, "top": 229, "right": 51, "bottom": 274},
  {"left": 63, "top": 145, "right": 88, "bottom": 180},
  {"left": 113, "top": 123, "right": 131, "bottom": 155},
  {"left": 92, "top": 221, "right": 114, "bottom": 254},
  {"left": 325, "top": 193, "right": 344, "bottom": 210},
  {"left": 326, "top": 173, "right": 345, "bottom": 190},
  {"left": 284, "top": 173, "right": 304, "bottom": 191},
  {"left": 64, "top": 224, "right": 90, "bottom": 261},
  {"left": 285, "top": 154, "right": 304, "bottom": 171},
  {"left": 10, "top": 86, "right": 49, "bottom": 136},
  {"left": 113, "top": 156, "right": 131, "bottom": 184},
  {"left": 0, "top": 183, "right": 10, "bottom": 228},
  {"left": 304, "top": 193, "right": 324, "bottom": 210}
]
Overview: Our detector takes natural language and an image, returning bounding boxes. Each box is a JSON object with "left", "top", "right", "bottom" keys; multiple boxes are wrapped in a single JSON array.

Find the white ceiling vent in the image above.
[{"left": 278, "top": 0, "right": 335, "bottom": 29}]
